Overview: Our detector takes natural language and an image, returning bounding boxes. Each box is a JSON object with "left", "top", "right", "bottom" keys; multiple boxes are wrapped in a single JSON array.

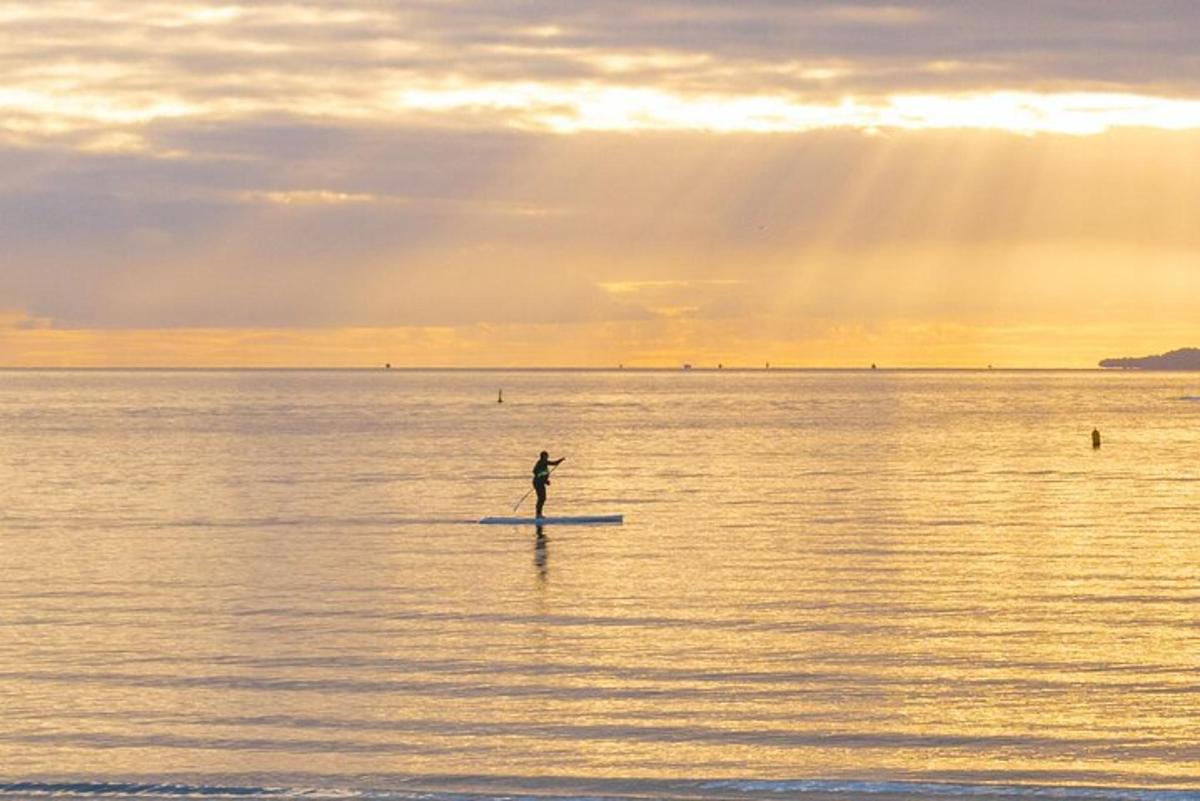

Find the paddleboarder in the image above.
[{"left": 532, "top": 451, "right": 565, "bottom": 519}]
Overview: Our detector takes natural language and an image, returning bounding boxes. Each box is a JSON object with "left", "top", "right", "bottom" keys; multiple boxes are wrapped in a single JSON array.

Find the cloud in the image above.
[
  {"left": 5, "top": 124, "right": 1200, "bottom": 333},
  {"left": 0, "top": 310, "right": 51, "bottom": 330},
  {"left": 4, "top": 1, "right": 1200, "bottom": 365},
  {"left": 4, "top": 1, "right": 1200, "bottom": 153}
]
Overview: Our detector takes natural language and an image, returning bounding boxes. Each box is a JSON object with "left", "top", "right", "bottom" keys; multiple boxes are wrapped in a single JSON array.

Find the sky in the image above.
[{"left": 3, "top": 1, "right": 1200, "bottom": 367}]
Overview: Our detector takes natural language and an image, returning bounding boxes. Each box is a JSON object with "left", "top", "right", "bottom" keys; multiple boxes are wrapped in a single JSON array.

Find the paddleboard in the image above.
[{"left": 479, "top": 515, "right": 623, "bottom": 525}]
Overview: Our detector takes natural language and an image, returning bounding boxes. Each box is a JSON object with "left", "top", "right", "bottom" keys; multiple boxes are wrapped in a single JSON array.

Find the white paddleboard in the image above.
[{"left": 479, "top": 515, "right": 623, "bottom": 525}]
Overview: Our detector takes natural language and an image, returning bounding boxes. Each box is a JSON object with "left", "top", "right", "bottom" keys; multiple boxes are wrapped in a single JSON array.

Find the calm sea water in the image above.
[{"left": 1, "top": 369, "right": 1199, "bottom": 801}]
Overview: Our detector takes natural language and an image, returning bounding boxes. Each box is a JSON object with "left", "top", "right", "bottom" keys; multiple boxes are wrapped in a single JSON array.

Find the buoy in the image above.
[
  {"left": 498, "top": 389, "right": 503, "bottom": 404},
  {"left": 385, "top": 363, "right": 391, "bottom": 369},
  {"left": 1092, "top": 428, "right": 1101, "bottom": 449},
  {"left": 871, "top": 363, "right": 877, "bottom": 369}
]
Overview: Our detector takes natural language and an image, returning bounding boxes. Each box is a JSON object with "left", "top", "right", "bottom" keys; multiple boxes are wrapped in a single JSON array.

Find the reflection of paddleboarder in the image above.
[
  {"left": 535, "top": 526, "right": 548, "bottom": 580},
  {"left": 532, "top": 451, "right": 565, "bottom": 518}
]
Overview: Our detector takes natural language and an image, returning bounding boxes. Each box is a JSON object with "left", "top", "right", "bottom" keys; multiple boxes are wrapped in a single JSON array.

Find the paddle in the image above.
[{"left": 512, "top": 460, "right": 562, "bottom": 513}]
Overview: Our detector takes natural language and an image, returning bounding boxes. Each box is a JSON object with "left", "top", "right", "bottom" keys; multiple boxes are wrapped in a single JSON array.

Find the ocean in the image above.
[{"left": 1, "top": 369, "right": 1198, "bottom": 801}]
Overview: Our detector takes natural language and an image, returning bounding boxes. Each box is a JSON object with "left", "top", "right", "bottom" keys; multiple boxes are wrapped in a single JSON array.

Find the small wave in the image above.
[
  {"left": 0, "top": 783, "right": 292, "bottom": 798},
  {"left": 701, "top": 779, "right": 1200, "bottom": 800},
  {"left": 4, "top": 779, "right": 1200, "bottom": 801}
]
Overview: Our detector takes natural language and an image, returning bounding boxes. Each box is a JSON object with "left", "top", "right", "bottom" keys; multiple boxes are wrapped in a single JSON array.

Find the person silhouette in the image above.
[{"left": 532, "top": 451, "right": 565, "bottom": 519}]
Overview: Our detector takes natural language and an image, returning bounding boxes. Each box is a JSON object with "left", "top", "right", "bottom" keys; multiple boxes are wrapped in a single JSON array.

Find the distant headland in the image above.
[{"left": 1099, "top": 347, "right": 1200, "bottom": 370}]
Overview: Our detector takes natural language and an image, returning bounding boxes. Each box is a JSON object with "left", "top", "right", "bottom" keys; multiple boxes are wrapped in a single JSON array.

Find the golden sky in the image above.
[{"left": 3, "top": 1, "right": 1199, "bottom": 367}]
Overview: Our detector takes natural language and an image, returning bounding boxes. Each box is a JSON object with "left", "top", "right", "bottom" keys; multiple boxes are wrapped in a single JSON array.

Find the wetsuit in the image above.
[{"left": 532, "top": 456, "right": 563, "bottom": 518}]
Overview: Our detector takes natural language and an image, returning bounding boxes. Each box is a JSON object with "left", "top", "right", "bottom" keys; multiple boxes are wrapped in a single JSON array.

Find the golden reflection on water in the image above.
[{"left": 0, "top": 370, "right": 1198, "bottom": 789}]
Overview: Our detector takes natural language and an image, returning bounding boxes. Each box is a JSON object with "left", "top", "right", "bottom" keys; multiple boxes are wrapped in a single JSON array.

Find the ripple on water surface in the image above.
[{"left": 1, "top": 370, "right": 1199, "bottom": 794}]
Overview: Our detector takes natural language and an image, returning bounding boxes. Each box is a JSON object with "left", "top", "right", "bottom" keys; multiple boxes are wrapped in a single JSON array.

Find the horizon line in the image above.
[{"left": 0, "top": 365, "right": 1142, "bottom": 373}]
